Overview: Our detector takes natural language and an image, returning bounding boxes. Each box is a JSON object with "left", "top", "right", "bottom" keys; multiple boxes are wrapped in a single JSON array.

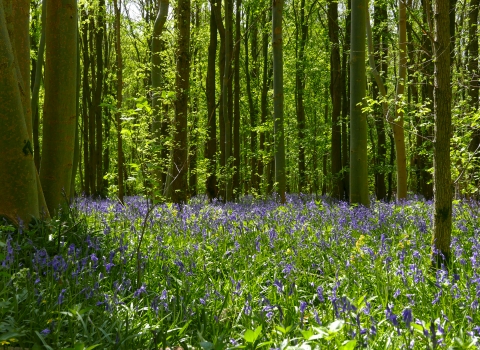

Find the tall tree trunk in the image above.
[
  {"left": 31, "top": 0, "right": 46, "bottom": 172},
  {"left": 372, "top": 0, "right": 386, "bottom": 200},
  {"left": 223, "top": 0, "right": 233, "bottom": 201},
  {"left": 341, "top": 0, "right": 351, "bottom": 201},
  {"left": 40, "top": 0, "right": 77, "bottom": 214},
  {"left": 329, "top": 0, "right": 342, "bottom": 199},
  {"left": 468, "top": 0, "right": 480, "bottom": 173},
  {"left": 81, "top": 6, "right": 91, "bottom": 196},
  {"left": 71, "top": 23, "right": 81, "bottom": 199},
  {"left": 420, "top": 0, "right": 434, "bottom": 200},
  {"left": 94, "top": 0, "right": 106, "bottom": 197},
  {"left": 233, "top": 0, "right": 241, "bottom": 198},
  {"left": 245, "top": 8, "right": 258, "bottom": 192},
  {"left": 170, "top": 0, "right": 190, "bottom": 203},
  {"left": 11, "top": 0, "right": 32, "bottom": 140},
  {"left": 392, "top": 0, "right": 408, "bottom": 200},
  {"left": 272, "top": 0, "right": 286, "bottom": 203},
  {"left": 0, "top": 0, "right": 44, "bottom": 225},
  {"left": 295, "top": 0, "right": 307, "bottom": 194},
  {"left": 258, "top": 12, "right": 269, "bottom": 192},
  {"left": 151, "top": 0, "right": 169, "bottom": 194},
  {"left": 205, "top": 2, "right": 218, "bottom": 201},
  {"left": 349, "top": 0, "right": 369, "bottom": 207},
  {"left": 189, "top": 2, "right": 200, "bottom": 197},
  {"left": 432, "top": 0, "right": 452, "bottom": 266},
  {"left": 113, "top": 0, "right": 124, "bottom": 203}
]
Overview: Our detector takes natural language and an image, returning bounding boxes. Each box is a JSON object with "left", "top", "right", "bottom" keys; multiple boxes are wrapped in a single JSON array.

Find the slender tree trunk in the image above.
[
  {"left": 372, "top": 0, "right": 387, "bottom": 200},
  {"left": 223, "top": 0, "right": 233, "bottom": 201},
  {"left": 272, "top": 0, "right": 286, "bottom": 203},
  {"left": 205, "top": 2, "right": 217, "bottom": 201},
  {"left": 258, "top": 12, "right": 269, "bottom": 191},
  {"left": 94, "top": 0, "right": 105, "bottom": 197},
  {"left": 189, "top": 2, "right": 200, "bottom": 197},
  {"left": 420, "top": 0, "right": 434, "bottom": 200},
  {"left": 432, "top": 0, "right": 452, "bottom": 266},
  {"left": 151, "top": 0, "right": 169, "bottom": 194},
  {"left": 40, "top": 0, "right": 77, "bottom": 214},
  {"left": 113, "top": 0, "right": 124, "bottom": 203},
  {"left": 245, "top": 8, "right": 258, "bottom": 192},
  {"left": 468, "top": 0, "right": 480, "bottom": 171},
  {"left": 341, "top": 0, "right": 351, "bottom": 201},
  {"left": 392, "top": 0, "right": 408, "bottom": 200},
  {"left": 294, "top": 0, "right": 307, "bottom": 194},
  {"left": 349, "top": 0, "right": 369, "bottom": 207},
  {"left": 233, "top": 0, "right": 241, "bottom": 198},
  {"left": 81, "top": 6, "right": 91, "bottom": 196},
  {"left": 170, "top": 0, "right": 190, "bottom": 203},
  {"left": 88, "top": 15, "right": 97, "bottom": 196},
  {"left": 329, "top": 0, "right": 342, "bottom": 199},
  {"left": 31, "top": 0, "right": 46, "bottom": 172},
  {"left": 71, "top": 24, "right": 81, "bottom": 199}
]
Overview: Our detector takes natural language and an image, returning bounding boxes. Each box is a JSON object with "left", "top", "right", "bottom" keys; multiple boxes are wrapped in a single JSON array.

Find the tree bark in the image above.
[
  {"left": 372, "top": 0, "right": 387, "bottom": 201},
  {"left": 151, "top": 0, "right": 169, "bottom": 194},
  {"left": 349, "top": 0, "right": 369, "bottom": 207},
  {"left": 0, "top": 0, "right": 44, "bottom": 225},
  {"left": 170, "top": 0, "right": 190, "bottom": 203},
  {"left": 113, "top": 0, "right": 124, "bottom": 203},
  {"left": 205, "top": 1, "right": 218, "bottom": 201},
  {"left": 329, "top": 0, "right": 342, "bottom": 199},
  {"left": 233, "top": 0, "right": 241, "bottom": 198},
  {"left": 392, "top": 0, "right": 408, "bottom": 200},
  {"left": 432, "top": 0, "right": 452, "bottom": 266},
  {"left": 40, "top": 0, "right": 77, "bottom": 214},
  {"left": 273, "top": 0, "right": 286, "bottom": 203}
]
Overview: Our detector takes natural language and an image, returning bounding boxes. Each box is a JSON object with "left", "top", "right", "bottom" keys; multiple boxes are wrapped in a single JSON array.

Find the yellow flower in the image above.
[
  {"left": 286, "top": 248, "right": 291, "bottom": 255},
  {"left": 398, "top": 242, "right": 404, "bottom": 249},
  {"left": 0, "top": 340, "right": 10, "bottom": 345},
  {"left": 47, "top": 318, "right": 54, "bottom": 324}
]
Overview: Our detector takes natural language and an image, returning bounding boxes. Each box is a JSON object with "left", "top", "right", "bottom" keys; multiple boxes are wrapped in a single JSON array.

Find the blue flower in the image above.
[{"left": 133, "top": 284, "right": 147, "bottom": 298}]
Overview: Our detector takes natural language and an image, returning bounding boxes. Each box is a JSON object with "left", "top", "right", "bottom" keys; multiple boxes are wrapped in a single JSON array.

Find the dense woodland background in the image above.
[{"left": 0, "top": 0, "right": 478, "bottom": 219}]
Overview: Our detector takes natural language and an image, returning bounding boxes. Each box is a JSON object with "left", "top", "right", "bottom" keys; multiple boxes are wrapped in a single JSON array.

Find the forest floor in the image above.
[{"left": 0, "top": 195, "right": 479, "bottom": 349}]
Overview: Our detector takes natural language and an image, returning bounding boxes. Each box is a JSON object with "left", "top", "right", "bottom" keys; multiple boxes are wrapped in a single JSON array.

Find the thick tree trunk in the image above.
[
  {"left": 272, "top": 0, "right": 286, "bottom": 203},
  {"left": 329, "top": 0, "right": 342, "bottom": 199},
  {"left": 349, "top": 0, "right": 369, "bottom": 207},
  {"left": 170, "top": 0, "right": 190, "bottom": 203},
  {"left": 432, "top": 0, "right": 452, "bottom": 266},
  {"left": 205, "top": 2, "right": 217, "bottom": 201},
  {"left": 0, "top": 0, "right": 44, "bottom": 225},
  {"left": 40, "top": 0, "right": 77, "bottom": 214}
]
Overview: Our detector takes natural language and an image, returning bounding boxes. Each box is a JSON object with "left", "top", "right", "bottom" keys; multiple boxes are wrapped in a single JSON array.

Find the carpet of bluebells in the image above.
[{"left": 1, "top": 195, "right": 480, "bottom": 349}]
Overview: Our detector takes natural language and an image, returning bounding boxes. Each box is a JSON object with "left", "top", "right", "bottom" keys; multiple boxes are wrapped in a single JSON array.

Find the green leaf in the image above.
[
  {"left": 300, "top": 329, "right": 314, "bottom": 340},
  {"left": 339, "top": 340, "right": 357, "bottom": 350},
  {"left": 327, "top": 319, "right": 344, "bottom": 333},
  {"left": 243, "top": 329, "right": 255, "bottom": 343},
  {"left": 0, "top": 332, "right": 22, "bottom": 341}
]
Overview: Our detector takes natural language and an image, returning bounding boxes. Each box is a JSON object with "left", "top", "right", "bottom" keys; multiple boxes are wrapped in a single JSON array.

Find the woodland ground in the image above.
[{"left": 0, "top": 195, "right": 479, "bottom": 349}]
